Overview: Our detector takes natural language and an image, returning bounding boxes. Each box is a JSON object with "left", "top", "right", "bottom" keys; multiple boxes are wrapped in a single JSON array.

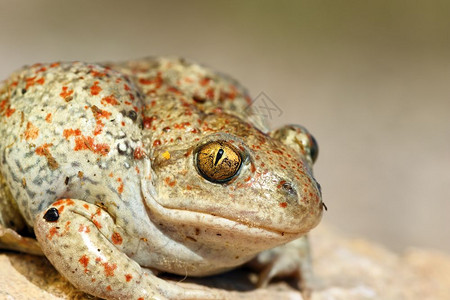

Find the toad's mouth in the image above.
[
  {"left": 147, "top": 204, "right": 305, "bottom": 247},
  {"left": 141, "top": 181, "right": 304, "bottom": 241}
]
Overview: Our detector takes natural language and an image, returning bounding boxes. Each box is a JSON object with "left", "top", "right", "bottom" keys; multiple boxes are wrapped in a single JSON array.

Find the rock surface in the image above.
[{"left": 1, "top": 225, "right": 449, "bottom": 299}]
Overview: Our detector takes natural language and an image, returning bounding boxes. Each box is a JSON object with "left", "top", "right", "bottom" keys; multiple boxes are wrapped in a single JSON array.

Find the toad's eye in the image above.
[
  {"left": 195, "top": 141, "right": 242, "bottom": 183},
  {"left": 309, "top": 134, "right": 319, "bottom": 163}
]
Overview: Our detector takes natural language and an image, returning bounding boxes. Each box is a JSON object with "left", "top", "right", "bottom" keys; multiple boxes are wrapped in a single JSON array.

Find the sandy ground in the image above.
[{"left": 1, "top": 225, "right": 450, "bottom": 299}]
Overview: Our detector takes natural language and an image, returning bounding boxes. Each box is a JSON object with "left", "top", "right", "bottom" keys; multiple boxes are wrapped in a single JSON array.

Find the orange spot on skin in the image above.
[
  {"left": 59, "top": 86, "right": 74, "bottom": 101},
  {"left": 117, "top": 178, "right": 124, "bottom": 194},
  {"left": 186, "top": 185, "right": 192, "bottom": 190},
  {"left": 24, "top": 122, "right": 39, "bottom": 140},
  {"left": 111, "top": 232, "right": 123, "bottom": 245},
  {"left": 35, "top": 143, "right": 59, "bottom": 170},
  {"left": 125, "top": 274, "right": 133, "bottom": 282},
  {"left": 200, "top": 77, "right": 211, "bottom": 86},
  {"left": 106, "top": 285, "right": 112, "bottom": 291},
  {"left": 58, "top": 205, "right": 65, "bottom": 214},
  {"left": 133, "top": 147, "right": 145, "bottom": 160},
  {"left": 53, "top": 199, "right": 64, "bottom": 206},
  {"left": 25, "top": 76, "right": 45, "bottom": 89},
  {"left": 50, "top": 62, "right": 60, "bottom": 68},
  {"left": 124, "top": 84, "right": 131, "bottom": 91},
  {"left": 108, "top": 172, "right": 114, "bottom": 177},
  {"left": 184, "top": 77, "right": 194, "bottom": 83},
  {"left": 90, "top": 207, "right": 103, "bottom": 229},
  {"left": 78, "top": 224, "right": 91, "bottom": 233},
  {"left": 91, "top": 105, "right": 111, "bottom": 119},
  {"left": 92, "top": 219, "right": 102, "bottom": 229},
  {"left": 93, "top": 120, "right": 104, "bottom": 135},
  {"left": 45, "top": 113, "right": 52, "bottom": 123},
  {"left": 0, "top": 99, "right": 9, "bottom": 113},
  {"left": 74, "top": 136, "right": 110, "bottom": 156},
  {"left": 5, "top": 107, "right": 15, "bottom": 117},
  {"left": 142, "top": 116, "right": 155, "bottom": 129},
  {"left": 184, "top": 149, "right": 192, "bottom": 157},
  {"left": 138, "top": 73, "right": 163, "bottom": 88},
  {"left": 53, "top": 199, "right": 74, "bottom": 206},
  {"left": 164, "top": 177, "right": 176, "bottom": 187},
  {"left": 272, "top": 149, "right": 283, "bottom": 155},
  {"left": 103, "top": 262, "right": 117, "bottom": 277},
  {"left": 279, "top": 202, "right": 287, "bottom": 208},
  {"left": 47, "top": 227, "right": 58, "bottom": 240},
  {"left": 206, "top": 88, "right": 215, "bottom": 99},
  {"left": 135, "top": 166, "right": 140, "bottom": 174},
  {"left": 138, "top": 298, "right": 144, "bottom": 300},
  {"left": 64, "top": 220, "right": 71, "bottom": 233},
  {"left": 101, "top": 95, "right": 119, "bottom": 106},
  {"left": 167, "top": 86, "right": 181, "bottom": 94},
  {"left": 63, "top": 128, "right": 81, "bottom": 139},
  {"left": 153, "top": 140, "right": 161, "bottom": 147},
  {"left": 277, "top": 180, "right": 287, "bottom": 189},
  {"left": 90, "top": 81, "right": 102, "bottom": 95},
  {"left": 91, "top": 70, "right": 106, "bottom": 78},
  {"left": 79, "top": 255, "right": 89, "bottom": 272},
  {"left": 83, "top": 204, "right": 89, "bottom": 210}
]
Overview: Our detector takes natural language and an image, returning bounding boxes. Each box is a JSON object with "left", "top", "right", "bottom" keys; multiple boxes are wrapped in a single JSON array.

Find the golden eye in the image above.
[{"left": 196, "top": 141, "right": 242, "bottom": 183}]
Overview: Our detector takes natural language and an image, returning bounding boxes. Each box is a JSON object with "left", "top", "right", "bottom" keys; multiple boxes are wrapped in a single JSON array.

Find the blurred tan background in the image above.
[{"left": 0, "top": 0, "right": 449, "bottom": 253}]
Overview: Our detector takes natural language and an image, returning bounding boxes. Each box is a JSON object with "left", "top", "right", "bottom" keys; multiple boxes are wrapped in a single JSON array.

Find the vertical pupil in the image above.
[{"left": 214, "top": 148, "right": 224, "bottom": 166}]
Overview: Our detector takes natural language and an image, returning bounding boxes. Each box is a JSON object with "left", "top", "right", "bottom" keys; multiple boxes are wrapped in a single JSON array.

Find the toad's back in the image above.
[{"left": 0, "top": 58, "right": 263, "bottom": 229}]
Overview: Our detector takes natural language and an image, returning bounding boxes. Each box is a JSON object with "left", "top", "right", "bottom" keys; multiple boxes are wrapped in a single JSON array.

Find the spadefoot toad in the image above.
[{"left": 0, "top": 57, "right": 323, "bottom": 299}]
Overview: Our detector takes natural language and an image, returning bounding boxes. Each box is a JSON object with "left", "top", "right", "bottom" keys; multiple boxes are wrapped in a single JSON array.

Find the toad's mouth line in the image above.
[
  {"left": 145, "top": 198, "right": 303, "bottom": 237},
  {"left": 140, "top": 177, "right": 306, "bottom": 237}
]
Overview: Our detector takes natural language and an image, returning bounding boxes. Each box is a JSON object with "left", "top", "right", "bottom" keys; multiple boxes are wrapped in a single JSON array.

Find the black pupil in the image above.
[{"left": 214, "top": 148, "right": 224, "bottom": 166}]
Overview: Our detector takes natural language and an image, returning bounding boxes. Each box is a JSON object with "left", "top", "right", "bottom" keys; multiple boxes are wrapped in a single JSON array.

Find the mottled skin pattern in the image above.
[{"left": 0, "top": 57, "right": 323, "bottom": 299}]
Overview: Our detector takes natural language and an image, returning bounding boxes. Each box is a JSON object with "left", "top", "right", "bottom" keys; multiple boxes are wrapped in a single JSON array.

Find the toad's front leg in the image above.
[
  {"left": 248, "top": 236, "right": 316, "bottom": 299},
  {"left": 34, "top": 199, "right": 220, "bottom": 300}
]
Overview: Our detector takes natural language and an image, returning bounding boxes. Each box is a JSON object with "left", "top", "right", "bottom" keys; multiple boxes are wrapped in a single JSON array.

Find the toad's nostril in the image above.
[{"left": 281, "top": 182, "right": 296, "bottom": 196}]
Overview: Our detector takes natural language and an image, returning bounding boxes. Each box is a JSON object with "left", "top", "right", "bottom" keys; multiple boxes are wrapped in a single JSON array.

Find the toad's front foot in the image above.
[
  {"left": 249, "top": 236, "right": 315, "bottom": 299},
  {"left": 34, "top": 199, "right": 221, "bottom": 300}
]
